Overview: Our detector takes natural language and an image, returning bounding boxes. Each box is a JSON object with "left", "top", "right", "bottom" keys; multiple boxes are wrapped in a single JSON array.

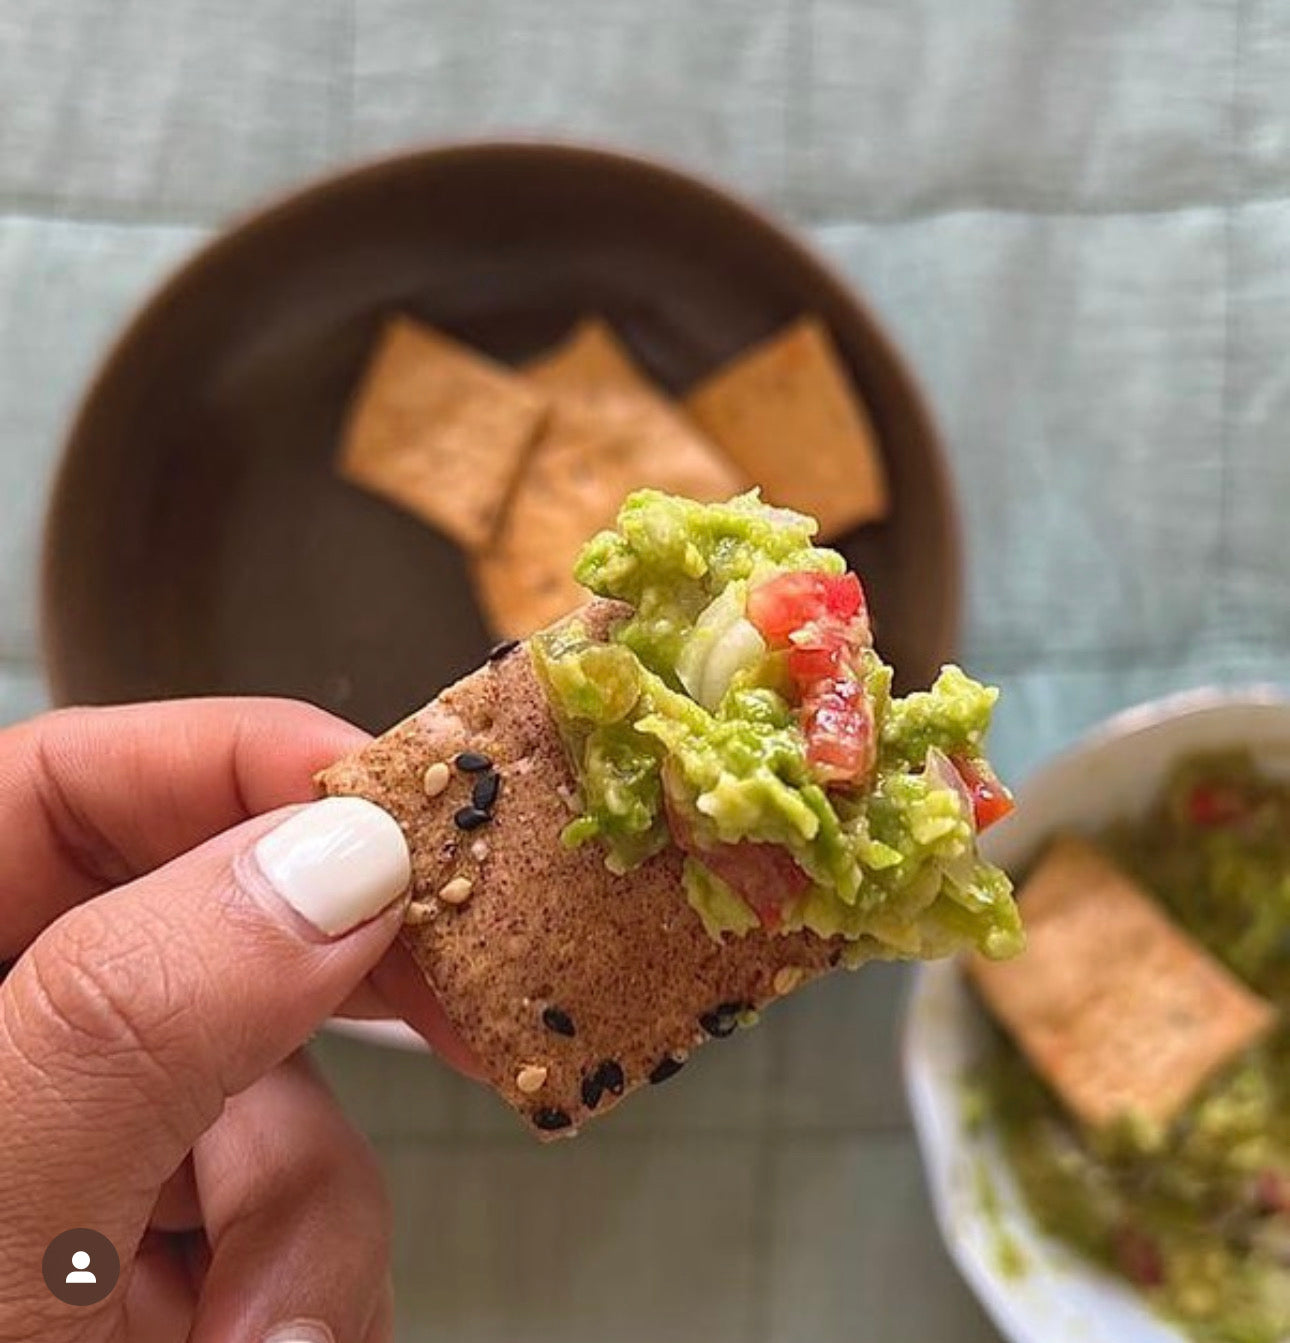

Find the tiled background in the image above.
[{"left": 5, "top": 1, "right": 1289, "bottom": 1338}]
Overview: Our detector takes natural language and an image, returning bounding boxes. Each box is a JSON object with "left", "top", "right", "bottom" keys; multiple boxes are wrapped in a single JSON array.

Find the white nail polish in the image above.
[
  {"left": 254, "top": 797, "right": 411, "bottom": 936},
  {"left": 263, "top": 1322, "right": 334, "bottom": 1343}
]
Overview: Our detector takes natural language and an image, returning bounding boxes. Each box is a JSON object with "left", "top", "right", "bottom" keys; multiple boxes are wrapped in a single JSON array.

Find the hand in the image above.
[{"left": 0, "top": 699, "right": 468, "bottom": 1343}]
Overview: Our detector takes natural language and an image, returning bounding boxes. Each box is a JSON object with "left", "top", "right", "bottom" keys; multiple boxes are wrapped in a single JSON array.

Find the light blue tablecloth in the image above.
[{"left": 4, "top": 3, "right": 1287, "bottom": 1339}]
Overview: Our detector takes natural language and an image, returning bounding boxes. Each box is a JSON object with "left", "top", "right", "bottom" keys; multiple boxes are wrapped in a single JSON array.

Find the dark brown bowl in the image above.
[{"left": 42, "top": 141, "right": 960, "bottom": 731}]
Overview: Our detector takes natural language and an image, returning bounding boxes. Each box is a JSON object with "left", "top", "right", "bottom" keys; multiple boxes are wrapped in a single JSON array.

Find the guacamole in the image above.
[
  {"left": 532, "top": 490, "right": 1021, "bottom": 962},
  {"left": 977, "top": 751, "right": 1290, "bottom": 1343}
]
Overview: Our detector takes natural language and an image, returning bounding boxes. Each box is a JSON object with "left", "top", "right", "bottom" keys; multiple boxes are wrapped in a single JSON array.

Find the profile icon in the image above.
[
  {"left": 42, "top": 1229, "right": 119, "bottom": 1305},
  {"left": 65, "top": 1250, "right": 96, "bottom": 1284}
]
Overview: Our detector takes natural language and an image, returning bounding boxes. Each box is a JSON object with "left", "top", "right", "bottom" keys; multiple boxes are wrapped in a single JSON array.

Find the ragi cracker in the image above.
[
  {"left": 522, "top": 316, "right": 650, "bottom": 396},
  {"left": 968, "top": 835, "right": 1275, "bottom": 1131},
  {"left": 338, "top": 316, "right": 548, "bottom": 550},
  {"left": 473, "top": 329, "right": 744, "bottom": 638},
  {"left": 317, "top": 600, "right": 848, "bottom": 1139},
  {"left": 685, "top": 316, "right": 888, "bottom": 541}
]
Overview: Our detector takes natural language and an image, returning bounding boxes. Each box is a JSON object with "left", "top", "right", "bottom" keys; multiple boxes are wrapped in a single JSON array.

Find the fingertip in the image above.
[{"left": 249, "top": 799, "right": 412, "bottom": 939}]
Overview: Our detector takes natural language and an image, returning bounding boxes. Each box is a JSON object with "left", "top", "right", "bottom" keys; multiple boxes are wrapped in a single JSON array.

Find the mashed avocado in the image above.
[
  {"left": 979, "top": 752, "right": 1290, "bottom": 1343},
  {"left": 532, "top": 490, "right": 1021, "bottom": 962}
]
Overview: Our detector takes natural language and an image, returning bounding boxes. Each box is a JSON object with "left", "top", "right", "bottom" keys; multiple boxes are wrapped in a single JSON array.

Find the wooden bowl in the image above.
[{"left": 43, "top": 141, "right": 961, "bottom": 731}]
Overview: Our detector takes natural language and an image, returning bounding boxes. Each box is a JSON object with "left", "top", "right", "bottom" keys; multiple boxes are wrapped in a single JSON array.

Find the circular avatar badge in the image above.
[{"left": 42, "top": 1229, "right": 120, "bottom": 1306}]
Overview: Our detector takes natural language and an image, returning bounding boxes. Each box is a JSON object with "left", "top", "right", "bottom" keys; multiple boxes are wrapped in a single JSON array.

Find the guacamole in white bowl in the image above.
[{"left": 905, "top": 691, "right": 1290, "bottom": 1343}]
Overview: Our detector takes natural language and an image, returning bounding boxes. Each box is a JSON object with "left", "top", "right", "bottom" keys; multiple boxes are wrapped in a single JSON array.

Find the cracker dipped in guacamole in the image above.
[{"left": 320, "top": 490, "right": 1020, "bottom": 1138}]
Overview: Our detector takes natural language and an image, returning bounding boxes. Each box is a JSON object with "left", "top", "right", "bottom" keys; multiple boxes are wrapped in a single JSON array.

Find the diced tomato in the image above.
[
  {"left": 701, "top": 841, "right": 811, "bottom": 932},
  {"left": 747, "top": 572, "right": 875, "bottom": 781},
  {"left": 747, "top": 570, "right": 876, "bottom": 787},
  {"left": 952, "top": 754, "right": 1015, "bottom": 832},
  {"left": 747, "top": 571, "right": 866, "bottom": 648},
  {"left": 1187, "top": 782, "right": 1247, "bottom": 828},
  {"left": 663, "top": 783, "right": 809, "bottom": 932},
  {"left": 823, "top": 571, "right": 865, "bottom": 619},
  {"left": 786, "top": 639, "right": 846, "bottom": 686},
  {"left": 749, "top": 574, "right": 868, "bottom": 693},
  {"left": 1256, "top": 1168, "right": 1290, "bottom": 1215},
  {"left": 803, "top": 678, "right": 876, "bottom": 785},
  {"left": 1113, "top": 1225, "right": 1165, "bottom": 1289}
]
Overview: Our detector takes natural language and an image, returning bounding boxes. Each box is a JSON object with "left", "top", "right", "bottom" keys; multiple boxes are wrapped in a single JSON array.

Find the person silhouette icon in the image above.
[
  {"left": 64, "top": 1250, "right": 96, "bottom": 1284},
  {"left": 43, "top": 1229, "right": 118, "bottom": 1303}
]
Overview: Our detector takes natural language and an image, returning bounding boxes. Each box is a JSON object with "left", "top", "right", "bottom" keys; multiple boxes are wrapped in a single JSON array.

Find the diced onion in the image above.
[
  {"left": 677, "top": 586, "right": 767, "bottom": 711},
  {"left": 923, "top": 747, "right": 976, "bottom": 836}
]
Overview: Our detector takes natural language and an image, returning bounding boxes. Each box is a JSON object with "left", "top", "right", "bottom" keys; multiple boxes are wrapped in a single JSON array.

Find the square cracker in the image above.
[
  {"left": 968, "top": 835, "right": 1276, "bottom": 1130},
  {"left": 317, "top": 599, "right": 848, "bottom": 1139},
  {"left": 523, "top": 317, "right": 651, "bottom": 395},
  {"left": 474, "top": 328, "right": 746, "bottom": 638},
  {"left": 338, "top": 316, "right": 548, "bottom": 551},
  {"left": 684, "top": 316, "right": 888, "bottom": 540}
]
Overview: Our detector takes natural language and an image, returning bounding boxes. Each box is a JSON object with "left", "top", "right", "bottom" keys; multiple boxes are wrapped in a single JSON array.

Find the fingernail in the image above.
[
  {"left": 254, "top": 797, "right": 411, "bottom": 936},
  {"left": 264, "top": 1322, "right": 334, "bottom": 1343}
]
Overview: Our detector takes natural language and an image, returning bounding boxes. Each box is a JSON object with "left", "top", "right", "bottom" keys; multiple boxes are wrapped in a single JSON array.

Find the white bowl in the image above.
[{"left": 903, "top": 687, "right": 1290, "bottom": 1343}]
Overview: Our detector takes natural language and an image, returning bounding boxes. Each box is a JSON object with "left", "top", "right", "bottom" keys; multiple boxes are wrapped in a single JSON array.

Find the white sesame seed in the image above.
[
  {"left": 438, "top": 876, "right": 474, "bottom": 906},
  {"left": 773, "top": 966, "right": 805, "bottom": 996},
  {"left": 404, "top": 900, "right": 435, "bottom": 926},
  {"left": 470, "top": 838, "right": 490, "bottom": 862},
  {"left": 516, "top": 1064, "right": 548, "bottom": 1094},
  {"left": 422, "top": 761, "right": 451, "bottom": 798}
]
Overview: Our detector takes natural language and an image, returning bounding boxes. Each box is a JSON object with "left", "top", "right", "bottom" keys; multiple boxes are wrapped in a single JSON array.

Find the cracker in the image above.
[
  {"left": 968, "top": 835, "right": 1275, "bottom": 1131},
  {"left": 684, "top": 316, "right": 888, "bottom": 540},
  {"left": 317, "top": 600, "right": 851, "bottom": 1139},
  {"left": 338, "top": 316, "right": 548, "bottom": 551},
  {"left": 474, "top": 344, "right": 745, "bottom": 638},
  {"left": 523, "top": 317, "right": 650, "bottom": 396}
]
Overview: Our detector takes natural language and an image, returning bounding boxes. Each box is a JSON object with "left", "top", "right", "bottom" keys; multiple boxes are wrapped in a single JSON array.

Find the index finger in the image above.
[{"left": 0, "top": 697, "right": 367, "bottom": 956}]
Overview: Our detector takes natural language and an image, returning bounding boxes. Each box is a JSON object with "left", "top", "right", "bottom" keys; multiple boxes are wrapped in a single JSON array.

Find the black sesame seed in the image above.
[
  {"left": 581, "top": 1073, "right": 605, "bottom": 1111},
  {"left": 455, "top": 751, "right": 493, "bottom": 773},
  {"left": 488, "top": 639, "right": 520, "bottom": 662},
  {"left": 596, "top": 1060, "right": 625, "bottom": 1096},
  {"left": 699, "top": 1001, "right": 749, "bottom": 1039},
  {"left": 649, "top": 1056, "right": 685, "bottom": 1085},
  {"left": 472, "top": 771, "right": 502, "bottom": 811},
  {"left": 533, "top": 1107, "right": 572, "bottom": 1132},
  {"left": 453, "top": 805, "right": 491, "bottom": 831},
  {"left": 699, "top": 1011, "right": 739, "bottom": 1039},
  {"left": 542, "top": 1006, "right": 576, "bottom": 1037}
]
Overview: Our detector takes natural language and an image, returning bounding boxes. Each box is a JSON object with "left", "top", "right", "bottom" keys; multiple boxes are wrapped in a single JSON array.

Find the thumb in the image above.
[{"left": 0, "top": 796, "right": 410, "bottom": 1252}]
